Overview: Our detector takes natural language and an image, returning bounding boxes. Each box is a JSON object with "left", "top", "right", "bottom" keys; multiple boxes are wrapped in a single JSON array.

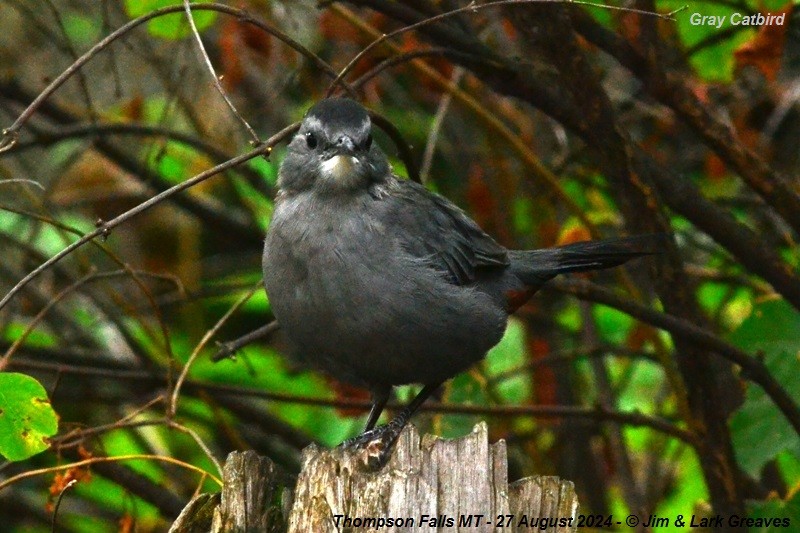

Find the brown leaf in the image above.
[
  {"left": 328, "top": 379, "right": 371, "bottom": 418},
  {"left": 77, "top": 444, "right": 93, "bottom": 460},
  {"left": 626, "top": 323, "right": 658, "bottom": 351},
  {"left": 557, "top": 225, "right": 591, "bottom": 246},
  {"left": 46, "top": 465, "right": 92, "bottom": 512},
  {"left": 705, "top": 153, "right": 728, "bottom": 181},
  {"left": 218, "top": 15, "right": 274, "bottom": 92},
  {"left": 118, "top": 514, "right": 134, "bottom": 533},
  {"left": 320, "top": 11, "right": 387, "bottom": 45},
  {"left": 465, "top": 162, "right": 495, "bottom": 231},
  {"left": 501, "top": 18, "right": 518, "bottom": 40},
  {"left": 218, "top": 19, "right": 245, "bottom": 91},
  {"left": 734, "top": 5, "right": 793, "bottom": 81},
  {"left": 618, "top": 11, "right": 641, "bottom": 44},
  {"left": 120, "top": 95, "right": 144, "bottom": 122},
  {"left": 528, "top": 337, "right": 557, "bottom": 407},
  {"left": 400, "top": 33, "right": 454, "bottom": 94}
]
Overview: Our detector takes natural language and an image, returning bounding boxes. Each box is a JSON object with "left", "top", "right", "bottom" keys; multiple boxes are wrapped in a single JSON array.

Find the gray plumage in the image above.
[{"left": 263, "top": 98, "right": 657, "bottom": 450}]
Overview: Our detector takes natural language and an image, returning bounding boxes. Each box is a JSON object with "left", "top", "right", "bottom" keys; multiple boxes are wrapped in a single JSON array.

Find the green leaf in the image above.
[
  {"left": 593, "top": 305, "right": 634, "bottom": 345},
  {"left": 0, "top": 373, "right": 59, "bottom": 461},
  {"left": 729, "top": 300, "right": 800, "bottom": 476},
  {"left": 485, "top": 319, "right": 531, "bottom": 405},
  {"left": 63, "top": 14, "right": 101, "bottom": 48},
  {"left": 746, "top": 490, "right": 800, "bottom": 533},
  {"left": 511, "top": 197, "right": 535, "bottom": 235},
  {"left": 441, "top": 372, "right": 487, "bottom": 439},
  {"left": 654, "top": 447, "right": 709, "bottom": 523},
  {"left": 582, "top": 3, "right": 613, "bottom": 28},
  {"left": 776, "top": 450, "right": 800, "bottom": 490},
  {"left": 231, "top": 176, "right": 274, "bottom": 233},
  {"left": 730, "top": 299, "right": 800, "bottom": 354},
  {"left": 730, "top": 349, "right": 800, "bottom": 476},
  {"left": 124, "top": 0, "right": 217, "bottom": 40},
  {"left": 190, "top": 344, "right": 351, "bottom": 445},
  {"left": 659, "top": 1, "right": 753, "bottom": 82},
  {"left": 2, "top": 322, "right": 57, "bottom": 349}
]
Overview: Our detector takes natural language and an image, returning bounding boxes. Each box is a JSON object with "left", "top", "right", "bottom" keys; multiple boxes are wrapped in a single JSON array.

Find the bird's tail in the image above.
[{"left": 508, "top": 233, "right": 665, "bottom": 288}]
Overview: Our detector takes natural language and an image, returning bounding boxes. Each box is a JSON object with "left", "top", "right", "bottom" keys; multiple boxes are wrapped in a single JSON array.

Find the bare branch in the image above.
[{"left": 0, "top": 122, "right": 297, "bottom": 312}]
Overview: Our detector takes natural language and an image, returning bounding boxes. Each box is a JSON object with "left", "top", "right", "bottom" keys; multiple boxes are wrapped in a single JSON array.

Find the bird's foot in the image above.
[{"left": 340, "top": 418, "right": 406, "bottom": 470}]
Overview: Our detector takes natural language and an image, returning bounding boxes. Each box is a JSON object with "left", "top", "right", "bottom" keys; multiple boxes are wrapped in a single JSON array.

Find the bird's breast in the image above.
[
  {"left": 263, "top": 192, "right": 389, "bottom": 318},
  {"left": 262, "top": 191, "right": 507, "bottom": 387}
]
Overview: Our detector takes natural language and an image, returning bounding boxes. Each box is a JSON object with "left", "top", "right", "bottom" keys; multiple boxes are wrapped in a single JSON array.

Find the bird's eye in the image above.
[
  {"left": 305, "top": 132, "right": 318, "bottom": 149},
  {"left": 364, "top": 134, "right": 373, "bottom": 149}
]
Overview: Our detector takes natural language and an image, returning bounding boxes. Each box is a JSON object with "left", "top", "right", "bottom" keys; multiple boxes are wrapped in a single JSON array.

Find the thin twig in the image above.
[
  {"left": 331, "top": 4, "right": 601, "bottom": 236},
  {"left": 0, "top": 268, "right": 183, "bottom": 370},
  {"left": 169, "top": 281, "right": 263, "bottom": 417},
  {"left": 487, "top": 344, "right": 654, "bottom": 385},
  {"left": 0, "top": 178, "right": 44, "bottom": 190},
  {"left": 551, "top": 277, "right": 800, "bottom": 438},
  {"left": 0, "top": 269, "right": 98, "bottom": 371},
  {"left": 0, "top": 454, "right": 222, "bottom": 493},
  {"left": 11, "top": 120, "right": 272, "bottom": 196},
  {"left": 8, "top": 356, "right": 695, "bottom": 445},
  {"left": 420, "top": 67, "right": 463, "bottom": 182},
  {"left": 183, "top": 0, "right": 260, "bottom": 145},
  {"left": 42, "top": 0, "right": 98, "bottom": 124},
  {"left": 118, "top": 265, "right": 179, "bottom": 393},
  {"left": 369, "top": 112, "right": 421, "bottom": 183},
  {"left": 56, "top": 421, "right": 164, "bottom": 451},
  {"left": 0, "top": 198, "right": 185, "bottom": 375},
  {"left": 0, "top": 3, "right": 343, "bottom": 153},
  {"left": 55, "top": 396, "right": 165, "bottom": 448},
  {"left": 351, "top": 48, "right": 458, "bottom": 92},
  {"left": 0, "top": 123, "right": 297, "bottom": 312},
  {"left": 50, "top": 479, "right": 78, "bottom": 533},
  {"left": 212, "top": 320, "right": 279, "bottom": 362},
  {"left": 326, "top": 0, "right": 682, "bottom": 95},
  {"left": 167, "top": 420, "right": 223, "bottom": 478}
]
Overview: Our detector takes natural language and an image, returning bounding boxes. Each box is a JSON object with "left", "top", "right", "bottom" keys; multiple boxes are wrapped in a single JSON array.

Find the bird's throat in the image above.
[{"left": 321, "top": 154, "right": 357, "bottom": 181}]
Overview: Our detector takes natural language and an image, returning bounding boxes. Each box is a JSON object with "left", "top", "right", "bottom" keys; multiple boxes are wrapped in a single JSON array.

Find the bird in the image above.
[{"left": 262, "top": 97, "right": 659, "bottom": 467}]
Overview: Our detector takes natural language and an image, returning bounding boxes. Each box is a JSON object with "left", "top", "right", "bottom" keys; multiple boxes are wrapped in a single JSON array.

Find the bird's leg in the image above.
[
  {"left": 364, "top": 387, "right": 391, "bottom": 431},
  {"left": 342, "top": 382, "right": 442, "bottom": 469}
]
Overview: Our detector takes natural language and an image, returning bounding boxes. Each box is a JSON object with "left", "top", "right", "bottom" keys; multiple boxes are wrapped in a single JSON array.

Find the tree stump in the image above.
[{"left": 170, "top": 422, "right": 578, "bottom": 532}]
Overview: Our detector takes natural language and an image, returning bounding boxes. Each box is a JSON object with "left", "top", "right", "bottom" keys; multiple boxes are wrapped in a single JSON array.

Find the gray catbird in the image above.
[{"left": 263, "top": 98, "right": 658, "bottom": 466}]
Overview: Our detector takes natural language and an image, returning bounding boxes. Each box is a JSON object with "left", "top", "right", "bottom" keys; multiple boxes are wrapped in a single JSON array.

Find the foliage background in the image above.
[{"left": 0, "top": 0, "right": 799, "bottom": 531}]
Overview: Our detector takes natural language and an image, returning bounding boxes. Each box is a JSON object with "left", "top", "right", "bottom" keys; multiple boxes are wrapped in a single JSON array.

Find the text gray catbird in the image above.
[{"left": 263, "top": 98, "right": 658, "bottom": 466}]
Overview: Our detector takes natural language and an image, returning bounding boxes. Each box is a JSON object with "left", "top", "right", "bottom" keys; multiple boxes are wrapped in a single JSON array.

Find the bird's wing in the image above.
[{"left": 381, "top": 178, "right": 509, "bottom": 285}]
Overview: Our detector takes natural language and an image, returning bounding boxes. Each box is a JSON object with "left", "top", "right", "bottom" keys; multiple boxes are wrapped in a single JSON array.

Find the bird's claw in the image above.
[{"left": 340, "top": 422, "right": 402, "bottom": 470}]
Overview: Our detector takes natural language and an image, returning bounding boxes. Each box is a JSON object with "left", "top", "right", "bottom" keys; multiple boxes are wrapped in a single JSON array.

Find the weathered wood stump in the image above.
[{"left": 170, "top": 422, "right": 578, "bottom": 532}]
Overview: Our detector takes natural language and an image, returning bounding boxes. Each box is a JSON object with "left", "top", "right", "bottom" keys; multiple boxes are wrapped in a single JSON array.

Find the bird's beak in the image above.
[
  {"left": 332, "top": 134, "right": 356, "bottom": 155},
  {"left": 321, "top": 135, "right": 359, "bottom": 180}
]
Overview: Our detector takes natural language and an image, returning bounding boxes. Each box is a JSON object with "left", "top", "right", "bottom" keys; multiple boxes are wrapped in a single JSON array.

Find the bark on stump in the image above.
[{"left": 170, "top": 422, "right": 578, "bottom": 532}]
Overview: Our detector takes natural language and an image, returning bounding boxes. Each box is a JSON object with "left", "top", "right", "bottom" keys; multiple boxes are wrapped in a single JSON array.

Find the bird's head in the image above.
[{"left": 278, "top": 98, "right": 390, "bottom": 195}]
